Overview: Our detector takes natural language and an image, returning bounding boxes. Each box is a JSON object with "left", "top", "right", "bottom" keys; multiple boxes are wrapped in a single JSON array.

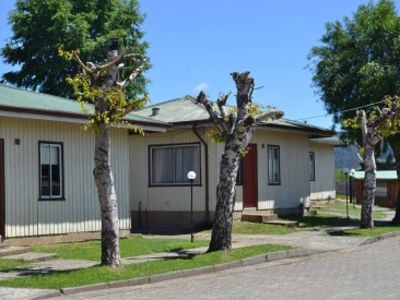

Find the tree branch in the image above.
[
  {"left": 97, "top": 53, "right": 138, "bottom": 70},
  {"left": 72, "top": 51, "right": 95, "bottom": 77},
  {"left": 116, "top": 60, "right": 146, "bottom": 88},
  {"left": 196, "top": 91, "right": 227, "bottom": 134},
  {"left": 216, "top": 92, "right": 231, "bottom": 119},
  {"left": 254, "top": 109, "right": 284, "bottom": 123}
]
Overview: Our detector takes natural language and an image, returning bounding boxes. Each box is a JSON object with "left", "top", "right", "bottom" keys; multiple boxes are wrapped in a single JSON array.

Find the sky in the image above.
[{"left": 1, "top": 0, "right": 399, "bottom": 129}]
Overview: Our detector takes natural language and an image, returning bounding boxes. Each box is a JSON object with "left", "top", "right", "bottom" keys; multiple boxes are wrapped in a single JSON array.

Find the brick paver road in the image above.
[{"left": 53, "top": 237, "right": 400, "bottom": 300}]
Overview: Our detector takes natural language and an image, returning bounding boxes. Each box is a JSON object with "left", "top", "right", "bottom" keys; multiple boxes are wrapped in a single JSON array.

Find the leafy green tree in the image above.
[
  {"left": 309, "top": 0, "right": 400, "bottom": 223},
  {"left": 2, "top": 0, "right": 148, "bottom": 99}
]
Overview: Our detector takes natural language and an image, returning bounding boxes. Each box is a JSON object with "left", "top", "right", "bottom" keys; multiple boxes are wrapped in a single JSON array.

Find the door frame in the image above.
[
  {"left": 0, "top": 139, "right": 5, "bottom": 238},
  {"left": 243, "top": 143, "right": 258, "bottom": 209}
]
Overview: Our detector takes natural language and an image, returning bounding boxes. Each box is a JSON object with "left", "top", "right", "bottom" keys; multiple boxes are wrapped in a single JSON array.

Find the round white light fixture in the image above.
[
  {"left": 350, "top": 169, "right": 356, "bottom": 176},
  {"left": 187, "top": 171, "right": 196, "bottom": 180}
]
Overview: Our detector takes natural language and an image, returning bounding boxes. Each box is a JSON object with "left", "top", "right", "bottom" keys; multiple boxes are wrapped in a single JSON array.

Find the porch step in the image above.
[
  {"left": 2, "top": 252, "right": 57, "bottom": 263},
  {"left": 263, "top": 219, "right": 299, "bottom": 228},
  {"left": 0, "top": 246, "right": 30, "bottom": 257},
  {"left": 241, "top": 212, "right": 278, "bottom": 223}
]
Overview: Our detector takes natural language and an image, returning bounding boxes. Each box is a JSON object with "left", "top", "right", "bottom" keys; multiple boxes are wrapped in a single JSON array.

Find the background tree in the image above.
[
  {"left": 308, "top": 0, "right": 400, "bottom": 223},
  {"left": 345, "top": 97, "right": 400, "bottom": 228},
  {"left": 196, "top": 72, "right": 283, "bottom": 252},
  {"left": 62, "top": 40, "right": 147, "bottom": 267},
  {"left": 2, "top": 0, "right": 148, "bottom": 99}
]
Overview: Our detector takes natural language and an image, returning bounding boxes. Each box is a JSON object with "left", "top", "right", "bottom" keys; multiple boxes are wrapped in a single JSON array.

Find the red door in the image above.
[
  {"left": 243, "top": 144, "right": 258, "bottom": 208},
  {"left": 0, "top": 139, "right": 4, "bottom": 238}
]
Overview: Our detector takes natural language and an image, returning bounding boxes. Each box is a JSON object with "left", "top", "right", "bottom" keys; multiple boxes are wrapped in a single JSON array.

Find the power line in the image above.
[{"left": 296, "top": 99, "right": 387, "bottom": 121}]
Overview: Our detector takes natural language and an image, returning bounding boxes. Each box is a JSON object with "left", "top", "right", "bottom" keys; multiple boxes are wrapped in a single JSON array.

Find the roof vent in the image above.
[{"left": 152, "top": 107, "right": 160, "bottom": 116}]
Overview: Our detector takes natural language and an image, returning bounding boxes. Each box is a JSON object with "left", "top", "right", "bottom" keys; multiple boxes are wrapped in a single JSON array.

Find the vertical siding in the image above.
[
  {"left": 252, "top": 129, "right": 310, "bottom": 210},
  {"left": 129, "top": 129, "right": 207, "bottom": 214},
  {"left": 309, "top": 143, "right": 336, "bottom": 200},
  {"left": 0, "top": 117, "right": 131, "bottom": 237}
]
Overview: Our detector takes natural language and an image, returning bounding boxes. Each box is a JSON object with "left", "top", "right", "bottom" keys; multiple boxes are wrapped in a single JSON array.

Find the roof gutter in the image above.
[{"left": 192, "top": 125, "right": 210, "bottom": 223}]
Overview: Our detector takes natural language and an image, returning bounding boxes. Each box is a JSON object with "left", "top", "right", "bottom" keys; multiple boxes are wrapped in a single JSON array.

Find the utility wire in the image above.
[{"left": 296, "top": 99, "right": 387, "bottom": 121}]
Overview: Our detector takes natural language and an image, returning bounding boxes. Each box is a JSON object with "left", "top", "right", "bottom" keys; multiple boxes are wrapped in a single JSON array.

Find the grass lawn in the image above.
[
  {"left": 0, "top": 258, "right": 27, "bottom": 272},
  {"left": 328, "top": 223, "right": 400, "bottom": 237},
  {"left": 233, "top": 221, "right": 298, "bottom": 235},
  {"left": 292, "top": 215, "right": 359, "bottom": 228},
  {"left": 31, "top": 236, "right": 209, "bottom": 261},
  {"left": 311, "top": 202, "right": 386, "bottom": 220},
  {"left": 0, "top": 244, "right": 294, "bottom": 289}
]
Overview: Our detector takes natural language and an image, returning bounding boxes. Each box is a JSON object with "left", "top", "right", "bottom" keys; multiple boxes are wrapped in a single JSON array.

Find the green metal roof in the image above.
[
  {"left": 350, "top": 170, "right": 398, "bottom": 180},
  {"left": 137, "top": 95, "right": 333, "bottom": 135},
  {"left": 0, "top": 84, "right": 168, "bottom": 126}
]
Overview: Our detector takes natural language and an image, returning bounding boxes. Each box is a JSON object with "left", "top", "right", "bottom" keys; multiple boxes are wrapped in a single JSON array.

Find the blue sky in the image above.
[{"left": 1, "top": 0, "right": 398, "bottom": 128}]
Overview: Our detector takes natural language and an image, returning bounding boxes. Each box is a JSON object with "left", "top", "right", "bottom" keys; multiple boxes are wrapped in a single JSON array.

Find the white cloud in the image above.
[{"left": 193, "top": 82, "right": 208, "bottom": 92}]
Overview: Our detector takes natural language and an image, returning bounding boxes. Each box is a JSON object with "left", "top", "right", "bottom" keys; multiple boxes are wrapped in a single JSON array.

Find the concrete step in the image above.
[
  {"left": 0, "top": 246, "right": 30, "bottom": 257},
  {"left": 263, "top": 219, "right": 299, "bottom": 228},
  {"left": 2, "top": 252, "right": 57, "bottom": 263},
  {"left": 242, "top": 212, "right": 278, "bottom": 223}
]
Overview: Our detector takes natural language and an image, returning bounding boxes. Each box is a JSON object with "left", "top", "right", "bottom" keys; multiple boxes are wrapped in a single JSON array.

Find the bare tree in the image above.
[{"left": 196, "top": 71, "right": 283, "bottom": 252}]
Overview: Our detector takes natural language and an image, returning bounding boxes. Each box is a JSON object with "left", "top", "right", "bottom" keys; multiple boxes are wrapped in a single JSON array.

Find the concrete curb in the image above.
[
  {"left": 33, "top": 248, "right": 328, "bottom": 299},
  {"left": 357, "top": 231, "right": 400, "bottom": 246}
]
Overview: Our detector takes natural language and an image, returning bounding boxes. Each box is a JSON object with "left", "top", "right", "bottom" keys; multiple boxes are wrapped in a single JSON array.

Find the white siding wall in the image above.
[
  {"left": 251, "top": 129, "right": 310, "bottom": 210},
  {"left": 309, "top": 143, "right": 336, "bottom": 200},
  {"left": 0, "top": 117, "right": 131, "bottom": 237},
  {"left": 129, "top": 129, "right": 208, "bottom": 213}
]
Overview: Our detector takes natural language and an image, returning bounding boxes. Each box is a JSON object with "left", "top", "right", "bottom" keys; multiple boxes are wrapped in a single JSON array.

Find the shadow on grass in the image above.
[
  {"left": 327, "top": 220, "right": 398, "bottom": 237},
  {"left": 287, "top": 215, "right": 359, "bottom": 228}
]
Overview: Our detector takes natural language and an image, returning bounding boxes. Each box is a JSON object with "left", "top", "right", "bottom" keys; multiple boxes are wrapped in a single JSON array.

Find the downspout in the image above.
[{"left": 192, "top": 125, "right": 210, "bottom": 223}]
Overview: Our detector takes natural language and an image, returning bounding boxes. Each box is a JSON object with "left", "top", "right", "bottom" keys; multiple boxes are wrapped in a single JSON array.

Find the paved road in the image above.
[{"left": 51, "top": 237, "right": 400, "bottom": 300}]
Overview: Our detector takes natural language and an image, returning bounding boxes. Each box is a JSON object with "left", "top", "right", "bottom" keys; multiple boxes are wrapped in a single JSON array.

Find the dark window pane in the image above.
[{"left": 41, "top": 165, "right": 50, "bottom": 196}]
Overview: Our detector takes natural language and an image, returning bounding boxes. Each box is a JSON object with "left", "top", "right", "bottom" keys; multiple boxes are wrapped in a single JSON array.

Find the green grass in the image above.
[
  {"left": 0, "top": 244, "right": 294, "bottom": 289},
  {"left": 328, "top": 223, "right": 400, "bottom": 237},
  {"left": 0, "top": 258, "right": 27, "bottom": 272},
  {"left": 291, "top": 215, "right": 359, "bottom": 228},
  {"left": 312, "top": 202, "right": 387, "bottom": 220},
  {"left": 233, "top": 221, "right": 298, "bottom": 235},
  {"left": 31, "top": 236, "right": 209, "bottom": 261}
]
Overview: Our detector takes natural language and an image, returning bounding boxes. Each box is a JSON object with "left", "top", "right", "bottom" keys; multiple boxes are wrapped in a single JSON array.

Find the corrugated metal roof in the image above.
[
  {"left": 137, "top": 95, "right": 332, "bottom": 135},
  {"left": 350, "top": 170, "right": 398, "bottom": 180},
  {"left": 0, "top": 84, "right": 168, "bottom": 126}
]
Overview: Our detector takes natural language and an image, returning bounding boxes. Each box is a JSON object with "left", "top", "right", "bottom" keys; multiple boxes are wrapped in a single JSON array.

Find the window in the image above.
[
  {"left": 268, "top": 145, "right": 280, "bottom": 185},
  {"left": 309, "top": 152, "right": 315, "bottom": 182},
  {"left": 150, "top": 143, "right": 201, "bottom": 185},
  {"left": 376, "top": 181, "right": 388, "bottom": 198},
  {"left": 39, "top": 142, "right": 64, "bottom": 199}
]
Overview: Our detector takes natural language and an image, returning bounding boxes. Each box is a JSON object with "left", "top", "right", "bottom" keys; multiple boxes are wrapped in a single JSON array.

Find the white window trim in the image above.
[
  {"left": 39, "top": 141, "right": 64, "bottom": 200},
  {"left": 149, "top": 143, "right": 201, "bottom": 186}
]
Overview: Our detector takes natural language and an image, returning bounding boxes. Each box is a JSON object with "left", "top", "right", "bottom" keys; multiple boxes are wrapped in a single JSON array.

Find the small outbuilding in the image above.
[{"left": 351, "top": 170, "right": 399, "bottom": 208}]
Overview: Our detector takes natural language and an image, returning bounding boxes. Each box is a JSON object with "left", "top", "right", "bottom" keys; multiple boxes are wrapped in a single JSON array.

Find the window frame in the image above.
[
  {"left": 309, "top": 151, "right": 316, "bottom": 182},
  {"left": 38, "top": 141, "right": 65, "bottom": 201},
  {"left": 148, "top": 142, "right": 202, "bottom": 187},
  {"left": 267, "top": 144, "right": 281, "bottom": 185}
]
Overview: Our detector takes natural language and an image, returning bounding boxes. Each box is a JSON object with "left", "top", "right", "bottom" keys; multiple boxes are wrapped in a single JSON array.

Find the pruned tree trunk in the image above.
[
  {"left": 197, "top": 72, "right": 283, "bottom": 252},
  {"left": 70, "top": 40, "right": 147, "bottom": 267},
  {"left": 94, "top": 123, "right": 121, "bottom": 266},
  {"left": 360, "top": 142, "right": 376, "bottom": 228}
]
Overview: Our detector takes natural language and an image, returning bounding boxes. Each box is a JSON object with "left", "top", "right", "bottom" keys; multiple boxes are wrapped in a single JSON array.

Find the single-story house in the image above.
[
  {"left": 0, "top": 85, "right": 337, "bottom": 238},
  {"left": 350, "top": 170, "right": 399, "bottom": 208},
  {"left": 131, "top": 96, "right": 338, "bottom": 231}
]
